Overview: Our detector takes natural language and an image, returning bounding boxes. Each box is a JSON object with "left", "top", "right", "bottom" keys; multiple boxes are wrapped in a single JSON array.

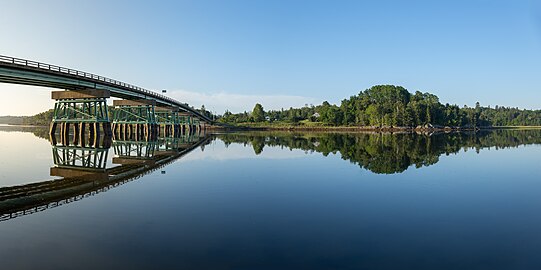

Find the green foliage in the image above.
[
  {"left": 219, "top": 85, "right": 541, "bottom": 127},
  {"left": 197, "top": 104, "right": 217, "bottom": 120},
  {"left": 15, "top": 84, "right": 541, "bottom": 128},
  {"left": 252, "top": 103, "right": 265, "bottom": 122},
  {"left": 0, "top": 116, "right": 25, "bottom": 125},
  {"left": 22, "top": 109, "right": 55, "bottom": 126}
]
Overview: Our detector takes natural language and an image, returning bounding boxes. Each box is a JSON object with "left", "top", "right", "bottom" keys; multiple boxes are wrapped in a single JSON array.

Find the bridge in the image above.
[{"left": 0, "top": 54, "right": 213, "bottom": 139}]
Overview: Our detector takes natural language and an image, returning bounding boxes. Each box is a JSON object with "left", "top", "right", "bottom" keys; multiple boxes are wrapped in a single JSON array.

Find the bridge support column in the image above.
[
  {"left": 179, "top": 114, "right": 196, "bottom": 135},
  {"left": 112, "top": 100, "right": 156, "bottom": 141},
  {"left": 193, "top": 117, "right": 201, "bottom": 133},
  {"left": 156, "top": 107, "right": 181, "bottom": 138},
  {"left": 49, "top": 89, "right": 111, "bottom": 146}
]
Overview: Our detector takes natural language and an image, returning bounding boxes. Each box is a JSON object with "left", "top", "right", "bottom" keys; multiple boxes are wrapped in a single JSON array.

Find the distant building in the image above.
[{"left": 312, "top": 112, "right": 320, "bottom": 118}]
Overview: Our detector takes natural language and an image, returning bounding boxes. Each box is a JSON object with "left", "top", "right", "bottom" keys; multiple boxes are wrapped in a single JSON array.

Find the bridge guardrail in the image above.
[{"left": 0, "top": 55, "right": 209, "bottom": 122}]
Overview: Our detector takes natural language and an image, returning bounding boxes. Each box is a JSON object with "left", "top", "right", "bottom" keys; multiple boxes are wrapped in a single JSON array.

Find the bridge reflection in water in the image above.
[{"left": 0, "top": 130, "right": 210, "bottom": 222}]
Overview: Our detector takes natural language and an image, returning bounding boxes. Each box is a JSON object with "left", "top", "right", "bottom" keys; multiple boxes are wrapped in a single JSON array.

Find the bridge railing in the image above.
[{"left": 0, "top": 55, "right": 197, "bottom": 118}]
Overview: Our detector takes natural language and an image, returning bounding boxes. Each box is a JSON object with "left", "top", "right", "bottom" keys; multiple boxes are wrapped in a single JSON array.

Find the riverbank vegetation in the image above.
[
  {"left": 219, "top": 85, "right": 541, "bottom": 128},
  {"left": 0, "top": 116, "right": 24, "bottom": 125},
  {"left": 2, "top": 85, "right": 540, "bottom": 128},
  {"left": 20, "top": 109, "right": 54, "bottom": 126}
]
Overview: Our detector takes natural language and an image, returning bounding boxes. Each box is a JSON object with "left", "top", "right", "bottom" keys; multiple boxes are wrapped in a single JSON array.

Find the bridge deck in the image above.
[{"left": 0, "top": 55, "right": 212, "bottom": 123}]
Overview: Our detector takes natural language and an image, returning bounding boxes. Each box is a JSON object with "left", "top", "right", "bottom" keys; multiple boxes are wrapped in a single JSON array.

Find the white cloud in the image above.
[{"left": 167, "top": 89, "right": 322, "bottom": 114}]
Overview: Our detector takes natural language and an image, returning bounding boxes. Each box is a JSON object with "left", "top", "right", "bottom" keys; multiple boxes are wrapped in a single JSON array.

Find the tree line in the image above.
[
  {"left": 20, "top": 109, "right": 55, "bottom": 126},
  {"left": 218, "top": 85, "right": 541, "bottom": 127},
  {"left": 8, "top": 84, "right": 541, "bottom": 127},
  {"left": 0, "top": 116, "right": 24, "bottom": 125}
]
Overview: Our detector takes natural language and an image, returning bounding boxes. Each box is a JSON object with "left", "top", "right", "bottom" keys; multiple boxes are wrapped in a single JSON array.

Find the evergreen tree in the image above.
[{"left": 252, "top": 103, "right": 265, "bottom": 122}]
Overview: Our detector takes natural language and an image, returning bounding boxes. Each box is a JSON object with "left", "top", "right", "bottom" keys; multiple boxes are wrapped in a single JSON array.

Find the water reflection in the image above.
[
  {"left": 0, "top": 124, "right": 51, "bottom": 141},
  {"left": 2, "top": 126, "right": 541, "bottom": 268},
  {"left": 216, "top": 129, "right": 541, "bottom": 174},
  {"left": 113, "top": 139, "right": 159, "bottom": 164},
  {"left": 0, "top": 129, "right": 210, "bottom": 221},
  {"left": 52, "top": 139, "right": 111, "bottom": 171},
  {"left": 2, "top": 127, "right": 541, "bottom": 221}
]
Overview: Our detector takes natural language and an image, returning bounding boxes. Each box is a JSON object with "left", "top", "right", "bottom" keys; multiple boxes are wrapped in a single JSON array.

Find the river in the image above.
[{"left": 0, "top": 126, "right": 540, "bottom": 269}]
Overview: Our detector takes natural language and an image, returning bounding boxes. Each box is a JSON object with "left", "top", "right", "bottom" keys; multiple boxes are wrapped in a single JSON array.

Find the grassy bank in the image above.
[{"left": 217, "top": 121, "right": 541, "bottom": 132}]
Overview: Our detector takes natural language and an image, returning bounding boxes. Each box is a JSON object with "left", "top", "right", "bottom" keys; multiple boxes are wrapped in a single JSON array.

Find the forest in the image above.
[
  {"left": 219, "top": 85, "right": 541, "bottom": 127},
  {"left": 20, "top": 109, "right": 55, "bottom": 126},
  {"left": 0, "top": 116, "right": 24, "bottom": 125}
]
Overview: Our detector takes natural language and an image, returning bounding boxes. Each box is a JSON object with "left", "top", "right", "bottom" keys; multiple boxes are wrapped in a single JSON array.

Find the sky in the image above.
[{"left": 0, "top": 0, "right": 540, "bottom": 115}]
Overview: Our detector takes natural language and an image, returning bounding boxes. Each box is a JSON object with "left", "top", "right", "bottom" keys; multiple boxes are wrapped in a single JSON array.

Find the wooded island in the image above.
[{"left": 218, "top": 85, "right": 541, "bottom": 129}]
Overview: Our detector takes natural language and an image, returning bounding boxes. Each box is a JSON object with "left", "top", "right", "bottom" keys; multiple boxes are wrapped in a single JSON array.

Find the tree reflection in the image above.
[{"left": 217, "top": 129, "right": 541, "bottom": 174}]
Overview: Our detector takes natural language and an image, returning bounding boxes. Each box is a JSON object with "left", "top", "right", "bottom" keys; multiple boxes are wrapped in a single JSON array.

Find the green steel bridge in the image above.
[{"left": 0, "top": 54, "right": 213, "bottom": 139}]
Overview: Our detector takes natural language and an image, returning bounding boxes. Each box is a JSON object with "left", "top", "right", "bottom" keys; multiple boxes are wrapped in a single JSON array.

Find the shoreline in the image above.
[
  {"left": 0, "top": 124, "right": 48, "bottom": 128},
  {"left": 3, "top": 123, "right": 541, "bottom": 133},
  {"left": 212, "top": 125, "right": 541, "bottom": 132}
]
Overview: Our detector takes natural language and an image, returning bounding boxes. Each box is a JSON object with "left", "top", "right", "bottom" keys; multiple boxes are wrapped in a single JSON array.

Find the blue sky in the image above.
[{"left": 0, "top": 0, "right": 540, "bottom": 115}]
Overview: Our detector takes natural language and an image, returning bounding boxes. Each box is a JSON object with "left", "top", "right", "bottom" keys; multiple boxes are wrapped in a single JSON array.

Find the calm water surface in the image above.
[{"left": 1, "top": 126, "right": 541, "bottom": 269}]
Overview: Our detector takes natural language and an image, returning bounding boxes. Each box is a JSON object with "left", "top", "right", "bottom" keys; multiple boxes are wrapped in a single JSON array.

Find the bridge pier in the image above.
[
  {"left": 155, "top": 107, "right": 181, "bottom": 138},
  {"left": 179, "top": 114, "right": 202, "bottom": 135},
  {"left": 49, "top": 89, "right": 111, "bottom": 146},
  {"left": 193, "top": 117, "right": 202, "bottom": 133},
  {"left": 112, "top": 100, "right": 157, "bottom": 141},
  {"left": 179, "top": 115, "right": 188, "bottom": 135}
]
